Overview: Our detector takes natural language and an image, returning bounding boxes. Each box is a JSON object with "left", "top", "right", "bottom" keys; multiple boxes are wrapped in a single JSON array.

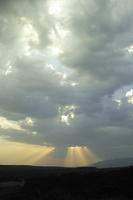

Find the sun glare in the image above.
[
  {"left": 64, "top": 146, "right": 100, "bottom": 167},
  {"left": 21, "top": 20, "right": 39, "bottom": 56},
  {"left": 126, "top": 89, "right": 133, "bottom": 97},
  {"left": 127, "top": 45, "right": 133, "bottom": 53},
  {"left": 58, "top": 105, "right": 77, "bottom": 125},
  {"left": 48, "top": 0, "right": 63, "bottom": 17},
  {"left": 50, "top": 47, "right": 63, "bottom": 55}
]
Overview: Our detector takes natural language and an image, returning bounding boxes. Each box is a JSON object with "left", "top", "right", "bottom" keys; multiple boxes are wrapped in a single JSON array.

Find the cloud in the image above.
[
  {"left": 0, "top": 116, "right": 37, "bottom": 135},
  {"left": 1, "top": 0, "right": 133, "bottom": 163}
]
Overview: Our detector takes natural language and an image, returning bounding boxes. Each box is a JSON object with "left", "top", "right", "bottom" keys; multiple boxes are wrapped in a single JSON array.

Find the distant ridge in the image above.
[{"left": 92, "top": 157, "right": 133, "bottom": 168}]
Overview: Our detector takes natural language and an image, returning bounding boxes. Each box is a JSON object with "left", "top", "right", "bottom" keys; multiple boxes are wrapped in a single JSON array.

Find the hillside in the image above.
[
  {"left": 0, "top": 165, "right": 133, "bottom": 199},
  {"left": 92, "top": 157, "right": 133, "bottom": 168}
]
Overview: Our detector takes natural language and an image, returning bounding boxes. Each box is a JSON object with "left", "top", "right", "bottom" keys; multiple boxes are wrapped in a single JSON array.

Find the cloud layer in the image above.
[{"left": 1, "top": 0, "right": 133, "bottom": 163}]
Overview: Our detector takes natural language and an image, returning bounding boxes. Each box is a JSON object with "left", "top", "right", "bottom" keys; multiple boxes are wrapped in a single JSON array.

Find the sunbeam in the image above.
[
  {"left": 24, "top": 146, "right": 55, "bottom": 165},
  {"left": 64, "top": 146, "right": 101, "bottom": 167},
  {"left": 0, "top": 137, "right": 55, "bottom": 165}
]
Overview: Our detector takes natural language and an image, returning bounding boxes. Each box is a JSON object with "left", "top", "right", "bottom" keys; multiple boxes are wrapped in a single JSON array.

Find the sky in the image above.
[{"left": 0, "top": 0, "right": 133, "bottom": 167}]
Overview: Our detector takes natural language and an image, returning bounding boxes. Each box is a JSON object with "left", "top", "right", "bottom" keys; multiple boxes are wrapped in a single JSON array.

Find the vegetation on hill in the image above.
[{"left": 0, "top": 165, "right": 133, "bottom": 199}]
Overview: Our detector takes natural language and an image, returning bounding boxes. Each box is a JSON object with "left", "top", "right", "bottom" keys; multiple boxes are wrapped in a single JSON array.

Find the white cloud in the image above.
[
  {"left": 0, "top": 116, "right": 37, "bottom": 135},
  {"left": 19, "top": 117, "right": 34, "bottom": 127},
  {"left": 48, "top": 0, "right": 64, "bottom": 17},
  {"left": 127, "top": 97, "right": 133, "bottom": 104},
  {"left": 126, "top": 89, "right": 133, "bottom": 97},
  {"left": 0, "top": 117, "right": 24, "bottom": 131},
  {"left": 58, "top": 105, "right": 77, "bottom": 125}
]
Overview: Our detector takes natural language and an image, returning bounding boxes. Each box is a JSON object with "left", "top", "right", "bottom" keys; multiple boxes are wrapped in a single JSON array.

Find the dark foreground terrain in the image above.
[{"left": 0, "top": 165, "right": 133, "bottom": 199}]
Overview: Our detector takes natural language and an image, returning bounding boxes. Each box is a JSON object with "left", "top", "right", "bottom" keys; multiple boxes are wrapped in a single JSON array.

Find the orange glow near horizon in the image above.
[
  {"left": 64, "top": 146, "right": 101, "bottom": 167},
  {"left": 0, "top": 137, "right": 101, "bottom": 167},
  {"left": 0, "top": 137, "right": 55, "bottom": 165}
]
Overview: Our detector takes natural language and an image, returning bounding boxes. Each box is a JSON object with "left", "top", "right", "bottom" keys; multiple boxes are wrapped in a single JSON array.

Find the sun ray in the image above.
[
  {"left": 83, "top": 146, "right": 101, "bottom": 164},
  {"left": 64, "top": 147, "right": 75, "bottom": 167},
  {"left": 75, "top": 146, "right": 89, "bottom": 166},
  {"left": 25, "top": 147, "right": 55, "bottom": 165},
  {"left": 64, "top": 146, "right": 101, "bottom": 167},
  {"left": 0, "top": 137, "right": 55, "bottom": 165}
]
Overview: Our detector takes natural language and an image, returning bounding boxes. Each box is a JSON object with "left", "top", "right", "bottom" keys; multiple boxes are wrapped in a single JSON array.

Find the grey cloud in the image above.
[
  {"left": 1, "top": 0, "right": 133, "bottom": 161},
  {"left": 60, "top": 0, "right": 133, "bottom": 92},
  {"left": 0, "top": 56, "right": 76, "bottom": 119}
]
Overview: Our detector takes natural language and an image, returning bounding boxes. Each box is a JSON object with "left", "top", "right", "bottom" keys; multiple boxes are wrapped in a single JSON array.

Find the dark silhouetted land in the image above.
[
  {"left": 0, "top": 165, "right": 133, "bottom": 199},
  {"left": 92, "top": 157, "right": 133, "bottom": 168}
]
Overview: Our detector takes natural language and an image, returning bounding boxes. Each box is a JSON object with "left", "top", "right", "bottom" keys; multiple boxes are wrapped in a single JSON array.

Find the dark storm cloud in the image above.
[{"left": 1, "top": 0, "right": 133, "bottom": 160}]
